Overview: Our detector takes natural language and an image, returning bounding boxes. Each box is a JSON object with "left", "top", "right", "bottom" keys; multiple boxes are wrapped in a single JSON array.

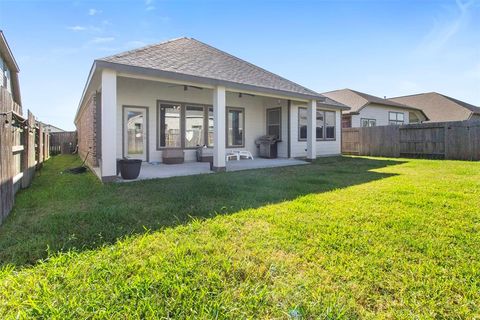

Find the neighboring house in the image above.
[
  {"left": 0, "top": 30, "right": 21, "bottom": 109},
  {"left": 40, "top": 123, "right": 65, "bottom": 133},
  {"left": 390, "top": 92, "right": 480, "bottom": 122},
  {"left": 74, "top": 37, "right": 348, "bottom": 181},
  {"left": 322, "top": 89, "right": 428, "bottom": 128}
]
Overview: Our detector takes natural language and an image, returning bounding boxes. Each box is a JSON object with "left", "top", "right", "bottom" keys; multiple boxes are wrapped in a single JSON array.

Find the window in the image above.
[
  {"left": 361, "top": 118, "right": 376, "bottom": 127},
  {"left": 342, "top": 115, "right": 352, "bottom": 128},
  {"left": 185, "top": 105, "right": 205, "bottom": 148},
  {"left": 266, "top": 108, "right": 281, "bottom": 139},
  {"left": 227, "top": 107, "right": 244, "bottom": 147},
  {"left": 325, "top": 111, "right": 335, "bottom": 139},
  {"left": 159, "top": 103, "right": 181, "bottom": 147},
  {"left": 0, "top": 56, "right": 10, "bottom": 92},
  {"left": 298, "top": 108, "right": 336, "bottom": 141},
  {"left": 208, "top": 107, "right": 214, "bottom": 146},
  {"left": 298, "top": 107, "right": 307, "bottom": 140},
  {"left": 389, "top": 112, "right": 404, "bottom": 125}
]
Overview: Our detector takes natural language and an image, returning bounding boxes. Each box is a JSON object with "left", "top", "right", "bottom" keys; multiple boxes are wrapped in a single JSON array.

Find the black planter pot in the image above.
[{"left": 119, "top": 159, "right": 142, "bottom": 180}]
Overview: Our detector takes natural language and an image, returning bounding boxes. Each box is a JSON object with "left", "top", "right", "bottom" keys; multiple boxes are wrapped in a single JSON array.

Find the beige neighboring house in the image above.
[
  {"left": 390, "top": 92, "right": 480, "bottom": 123},
  {"left": 74, "top": 37, "right": 349, "bottom": 181},
  {"left": 40, "top": 123, "right": 65, "bottom": 133},
  {"left": 323, "top": 89, "right": 428, "bottom": 128},
  {"left": 0, "top": 30, "right": 21, "bottom": 108}
]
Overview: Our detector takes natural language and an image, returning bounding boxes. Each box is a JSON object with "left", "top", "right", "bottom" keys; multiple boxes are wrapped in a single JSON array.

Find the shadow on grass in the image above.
[{"left": 0, "top": 155, "right": 405, "bottom": 267}]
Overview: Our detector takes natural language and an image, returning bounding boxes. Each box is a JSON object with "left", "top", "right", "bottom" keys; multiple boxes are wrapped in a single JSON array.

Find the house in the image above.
[
  {"left": 40, "top": 123, "right": 65, "bottom": 133},
  {"left": 74, "top": 37, "right": 349, "bottom": 181},
  {"left": 322, "top": 89, "right": 428, "bottom": 128},
  {"left": 0, "top": 30, "right": 21, "bottom": 110},
  {"left": 390, "top": 92, "right": 480, "bottom": 123}
]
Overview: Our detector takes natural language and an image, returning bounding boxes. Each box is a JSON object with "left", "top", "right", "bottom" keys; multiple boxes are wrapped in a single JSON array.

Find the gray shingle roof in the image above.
[
  {"left": 98, "top": 37, "right": 321, "bottom": 98},
  {"left": 322, "top": 88, "right": 411, "bottom": 113},
  {"left": 390, "top": 92, "right": 480, "bottom": 122}
]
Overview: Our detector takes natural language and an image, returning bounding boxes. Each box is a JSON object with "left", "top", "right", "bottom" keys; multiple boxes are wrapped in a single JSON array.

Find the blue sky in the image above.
[{"left": 1, "top": 0, "right": 479, "bottom": 130}]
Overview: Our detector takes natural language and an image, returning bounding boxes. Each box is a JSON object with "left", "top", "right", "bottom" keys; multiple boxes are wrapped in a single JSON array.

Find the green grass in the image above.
[{"left": 0, "top": 155, "right": 479, "bottom": 318}]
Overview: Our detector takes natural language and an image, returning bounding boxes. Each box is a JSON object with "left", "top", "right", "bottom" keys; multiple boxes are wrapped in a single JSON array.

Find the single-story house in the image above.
[
  {"left": 390, "top": 92, "right": 480, "bottom": 122},
  {"left": 74, "top": 37, "right": 349, "bottom": 181},
  {"left": 322, "top": 88, "right": 428, "bottom": 128}
]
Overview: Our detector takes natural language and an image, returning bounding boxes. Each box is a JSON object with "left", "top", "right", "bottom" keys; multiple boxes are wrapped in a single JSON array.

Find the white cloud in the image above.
[
  {"left": 67, "top": 25, "right": 87, "bottom": 32},
  {"left": 145, "top": 0, "right": 155, "bottom": 11},
  {"left": 91, "top": 37, "right": 115, "bottom": 44},
  {"left": 417, "top": 0, "right": 477, "bottom": 54},
  {"left": 89, "top": 8, "right": 102, "bottom": 16}
]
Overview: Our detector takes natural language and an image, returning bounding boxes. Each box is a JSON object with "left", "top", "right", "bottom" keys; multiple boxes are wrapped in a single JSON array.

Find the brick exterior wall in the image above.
[{"left": 76, "top": 93, "right": 99, "bottom": 167}]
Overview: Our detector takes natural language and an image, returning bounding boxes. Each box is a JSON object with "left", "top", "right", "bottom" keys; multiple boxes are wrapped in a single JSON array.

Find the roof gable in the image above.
[
  {"left": 99, "top": 37, "right": 320, "bottom": 97},
  {"left": 390, "top": 92, "right": 480, "bottom": 122},
  {"left": 322, "top": 88, "right": 409, "bottom": 113}
]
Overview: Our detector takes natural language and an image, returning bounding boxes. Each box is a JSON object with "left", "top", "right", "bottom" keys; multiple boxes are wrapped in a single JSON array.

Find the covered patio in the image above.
[{"left": 117, "top": 158, "right": 308, "bottom": 182}]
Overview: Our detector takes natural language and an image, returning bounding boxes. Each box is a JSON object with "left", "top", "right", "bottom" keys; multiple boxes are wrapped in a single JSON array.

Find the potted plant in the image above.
[{"left": 118, "top": 158, "right": 142, "bottom": 179}]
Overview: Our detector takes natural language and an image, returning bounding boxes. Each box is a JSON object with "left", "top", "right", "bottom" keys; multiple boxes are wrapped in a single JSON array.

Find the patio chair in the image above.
[
  {"left": 226, "top": 152, "right": 239, "bottom": 161},
  {"left": 233, "top": 150, "right": 254, "bottom": 160}
]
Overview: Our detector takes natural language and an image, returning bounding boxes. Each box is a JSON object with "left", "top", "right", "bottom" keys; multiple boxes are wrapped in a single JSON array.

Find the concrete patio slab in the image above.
[{"left": 116, "top": 158, "right": 308, "bottom": 182}]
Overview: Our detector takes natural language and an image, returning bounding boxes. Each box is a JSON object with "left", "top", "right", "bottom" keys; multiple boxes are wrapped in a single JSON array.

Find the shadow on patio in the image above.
[{"left": 0, "top": 155, "right": 405, "bottom": 267}]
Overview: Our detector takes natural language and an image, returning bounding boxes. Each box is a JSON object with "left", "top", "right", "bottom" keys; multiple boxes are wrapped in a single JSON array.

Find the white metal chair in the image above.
[
  {"left": 226, "top": 152, "right": 239, "bottom": 161},
  {"left": 234, "top": 150, "right": 254, "bottom": 160}
]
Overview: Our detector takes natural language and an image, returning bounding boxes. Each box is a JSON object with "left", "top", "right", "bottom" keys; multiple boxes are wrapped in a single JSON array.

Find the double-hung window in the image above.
[
  {"left": 361, "top": 118, "right": 376, "bottom": 127},
  {"left": 389, "top": 112, "right": 404, "bottom": 125},
  {"left": 266, "top": 108, "right": 281, "bottom": 140},
  {"left": 324, "top": 111, "right": 335, "bottom": 139},
  {"left": 159, "top": 103, "right": 181, "bottom": 148},
  {"left": 185, "top": 105, "right": 205, "bottom": 148},
  {"left": 227, "top": 107, "right": 244, "bottom": 147},
  {"left": 298, "top": 107, "right": 307, "bottom": 140}
]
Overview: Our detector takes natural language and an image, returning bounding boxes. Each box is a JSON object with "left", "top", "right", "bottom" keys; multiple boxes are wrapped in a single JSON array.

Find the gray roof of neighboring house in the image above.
[
  {"left": 390, "top": 92, "right": 480, "bottom": 122},
  {"left": 0, "top": 30, "right": 19, "bottom": 72},
  {"left": 97, "top": 37, "right": 324, "bottom": 99},
  {"left": 322, "top": 88, "right": 421, "bottom": 114}
]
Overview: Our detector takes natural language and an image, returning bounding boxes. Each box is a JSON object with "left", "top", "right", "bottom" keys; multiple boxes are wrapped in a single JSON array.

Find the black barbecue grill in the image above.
[{"left": 255, "top": 135, "right": 278, "bottom": 158}]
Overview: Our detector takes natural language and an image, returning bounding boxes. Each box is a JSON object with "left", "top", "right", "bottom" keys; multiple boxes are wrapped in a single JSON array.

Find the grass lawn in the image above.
[{"left": 0, "top": 155, "right": 479, "bottom": 318}]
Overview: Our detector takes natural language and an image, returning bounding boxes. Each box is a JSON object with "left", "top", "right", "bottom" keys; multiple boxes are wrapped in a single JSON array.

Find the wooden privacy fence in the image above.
[
  {"left": 342, "top": 120, "right": 480, "bottom": 160},
  {"left": 50, "top": 131, "right": 77, "bottom": 155},
  {"left": 0, "top": 87, "right": 50, "bottom": 225}
]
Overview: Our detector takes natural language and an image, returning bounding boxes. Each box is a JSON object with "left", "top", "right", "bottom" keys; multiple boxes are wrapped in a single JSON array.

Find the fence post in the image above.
[
  {"left": 0, "top": 107, "right": 14, "bottom": 224},
  {"left": 22, "top": 111, "right": 36, "bottom": 188}
]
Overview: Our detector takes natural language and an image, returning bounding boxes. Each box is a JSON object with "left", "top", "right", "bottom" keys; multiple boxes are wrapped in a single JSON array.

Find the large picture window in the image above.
[
  {"left": 298, "top": 107, "right": 336, "bottom": 141},
  {"left": 185, "top": 105, "right": 205, "bottom": 148},
  {"left": 227, "top": 107, "right": 244, "bottom": 147},
  {"left": 158, "top": 102, "right": 215, "bottom": 149},
  {"left": 159, "top": 103, "right": 181, "bottom": 148},
  {"left": 389, "top": 112, "right": 404, "bottom": 125},
  {"left": 266, "top": 108, "right": 281, "bottom": 140}
]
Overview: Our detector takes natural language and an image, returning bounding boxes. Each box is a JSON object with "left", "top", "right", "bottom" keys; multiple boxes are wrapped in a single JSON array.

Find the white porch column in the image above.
[
  {"left": 213, "top": 86, "right": 226, "bottom": 171},
  {"left": 306, "top": 99, "right": 317, "bottom": 161},
  {"left": 100, "top": 69, "right": 117, "bottom": 181}
]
